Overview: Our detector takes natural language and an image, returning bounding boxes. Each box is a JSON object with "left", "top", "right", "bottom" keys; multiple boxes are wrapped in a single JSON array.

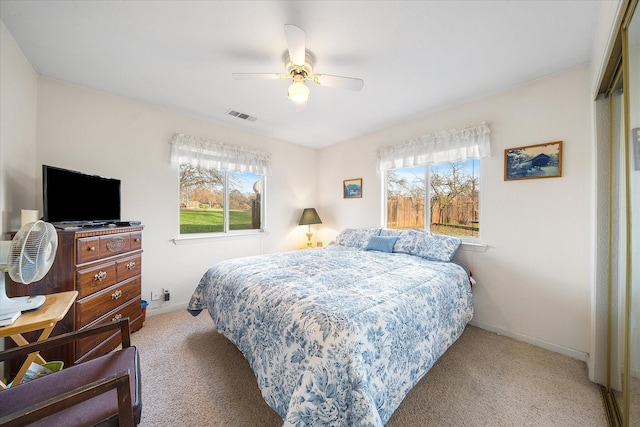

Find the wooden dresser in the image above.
[{"left": 6, "top": 225, "right": 143, "bottom": 372}]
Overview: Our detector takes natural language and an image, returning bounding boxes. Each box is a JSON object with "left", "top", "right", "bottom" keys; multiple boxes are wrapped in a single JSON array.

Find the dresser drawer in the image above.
[
  {"left": 130, "top": 232, "right": 142, "bottom": 251},
  {"left": 116, "top": 254, "right": 141, "bottom": 282},
  {"left": 76, "top": 296, "right": 142, "bottom": 358},
  {"left": 77, "top": 237, "right": 101, "bottom": 264},
  {"left": 99, "top": 233, "right": 131, "bottom": 258},
  {"left": 76, "top": 262, "right": 117, "bottom": 298},
  {"left": 76, "top": 276, "right": 141, "bottom": 328}
]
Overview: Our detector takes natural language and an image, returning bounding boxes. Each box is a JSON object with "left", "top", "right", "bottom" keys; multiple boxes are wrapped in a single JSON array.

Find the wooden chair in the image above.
[{"left": 0, "top": 318, "right": 141, "bottom": 427}]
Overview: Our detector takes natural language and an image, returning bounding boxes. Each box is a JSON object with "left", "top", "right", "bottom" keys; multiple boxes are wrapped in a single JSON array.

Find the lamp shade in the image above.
[{"left": 298, "top": 208, "right": 322, "bottom": 226}]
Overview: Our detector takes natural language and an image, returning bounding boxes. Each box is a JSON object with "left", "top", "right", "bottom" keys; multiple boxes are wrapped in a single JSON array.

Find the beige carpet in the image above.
[{"left": 132, "top": 309, "right": 606, "bottom": 426}]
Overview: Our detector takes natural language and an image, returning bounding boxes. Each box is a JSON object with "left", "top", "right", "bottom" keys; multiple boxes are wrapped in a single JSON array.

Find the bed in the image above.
[{"left": 187, "top": 228, "right": 474, "bottom": 427}]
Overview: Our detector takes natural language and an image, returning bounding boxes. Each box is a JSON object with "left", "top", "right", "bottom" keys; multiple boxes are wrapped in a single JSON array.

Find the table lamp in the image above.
[{"left": 298, "top": 208, "right": 322, "bottom": 248}]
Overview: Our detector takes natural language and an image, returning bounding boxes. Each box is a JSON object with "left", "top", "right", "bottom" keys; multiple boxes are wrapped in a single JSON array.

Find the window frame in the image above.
[
  {"left": 178, "top": 166, "right": 267, "bottom": 237},
  {"left": 382, "top": 159, "right": 482, "bottom": 243}
]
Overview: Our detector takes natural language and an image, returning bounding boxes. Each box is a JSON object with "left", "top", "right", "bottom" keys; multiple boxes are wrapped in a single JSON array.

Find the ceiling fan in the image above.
[{"left": 232, "top": 24, "right": 364, "bottom": 111}]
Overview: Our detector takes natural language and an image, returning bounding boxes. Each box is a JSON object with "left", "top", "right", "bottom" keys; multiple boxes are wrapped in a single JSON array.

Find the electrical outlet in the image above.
[
  {"left": 163, "top": 287, "right": 170, "bottom": 302},
  {"left": 151, "top": 290, "right": 161, "bottom": 301}
]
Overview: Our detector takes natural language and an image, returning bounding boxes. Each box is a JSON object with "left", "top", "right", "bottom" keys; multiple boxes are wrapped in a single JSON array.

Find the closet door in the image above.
[
  {"left": 624, "top": 5, "right": 639, "bottom": 425},
  {"left": 603, "top": 3, "right": 639, "bottom": 425},
  {"left": 608, "top": 80, "right": 626, "bottom": 424}
]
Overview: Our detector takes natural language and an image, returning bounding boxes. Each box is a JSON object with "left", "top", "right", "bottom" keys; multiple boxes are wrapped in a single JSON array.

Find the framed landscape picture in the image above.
[
  {"left": 504, "top": 141, "right": 562, "bottom": 181},
  {"left": 343, "top": 178, "right": 362, "bottom": 198}
]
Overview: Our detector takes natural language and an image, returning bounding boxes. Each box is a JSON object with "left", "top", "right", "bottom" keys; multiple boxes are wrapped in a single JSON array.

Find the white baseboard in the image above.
[
  {"left": 146, "top": 300, "right": 189, "bottom": 317},
  {"left": 469, "top": 319, "right": 588, "bottom": 362}
]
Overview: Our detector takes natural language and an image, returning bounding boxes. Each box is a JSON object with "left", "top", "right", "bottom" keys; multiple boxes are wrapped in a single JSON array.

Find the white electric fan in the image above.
[{"left": 0, "top": 220, "right": 58, "bottom": 316}]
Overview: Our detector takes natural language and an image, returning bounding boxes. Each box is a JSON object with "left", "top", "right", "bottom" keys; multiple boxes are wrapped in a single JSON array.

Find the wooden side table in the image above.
[{"left": 0, "top": 290, "right": 77, "bottom": 389}]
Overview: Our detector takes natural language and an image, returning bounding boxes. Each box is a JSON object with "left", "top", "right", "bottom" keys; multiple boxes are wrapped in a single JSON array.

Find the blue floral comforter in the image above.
[{"left": 187, "top": 246, "right": 473, "bottom": 426}]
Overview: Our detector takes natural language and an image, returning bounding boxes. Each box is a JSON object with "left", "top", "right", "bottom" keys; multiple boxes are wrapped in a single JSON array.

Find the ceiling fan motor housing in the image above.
[{"left": 284, "top": 51, "right": 314, "bottom": 80}]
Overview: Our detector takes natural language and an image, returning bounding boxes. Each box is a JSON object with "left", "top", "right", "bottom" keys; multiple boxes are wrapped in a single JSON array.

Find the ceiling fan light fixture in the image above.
[
  {"left": 288, "top": 81, "right": 310, "bottom": 104},
  {"left": 232, "top": 25, "right": 363, "bottom": 108}
]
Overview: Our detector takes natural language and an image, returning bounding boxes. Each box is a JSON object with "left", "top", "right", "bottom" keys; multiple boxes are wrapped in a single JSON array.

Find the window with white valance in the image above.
[
  {"left": 379, "top": 122, "right": 491, "bottom": 241},
  {"left": 375, "top": 121, "right": 491, "bottom": 171},
  {"left": 169, "top": 133, "right": 269, "bottom": 236},
  {"left": 169, "top": 133, "right": 272, "bottom": 176}
]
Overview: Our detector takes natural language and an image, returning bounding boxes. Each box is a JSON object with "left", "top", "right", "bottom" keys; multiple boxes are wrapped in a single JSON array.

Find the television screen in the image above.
[{"left": 43, "top": 165, "right": 121, "bottom": 224}]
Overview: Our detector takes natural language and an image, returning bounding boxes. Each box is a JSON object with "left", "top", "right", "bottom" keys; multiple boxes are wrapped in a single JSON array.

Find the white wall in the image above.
[
  {"left": 0, "top": 21, "right": 39, "bottom": 234},
  {"left": 317, "top": 66, "right": 593, "bottom": 360},
  {"left": 0, "top": 19, "right": 38, "bottom": 367},
  {"left": 33, "top": 77, "right": 317, "bottom": 314}
]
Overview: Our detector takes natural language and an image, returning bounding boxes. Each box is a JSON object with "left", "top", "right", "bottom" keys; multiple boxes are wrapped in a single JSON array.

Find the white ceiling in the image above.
[{"left": 0, "top": 1, "right": 603, "bottom": 149}]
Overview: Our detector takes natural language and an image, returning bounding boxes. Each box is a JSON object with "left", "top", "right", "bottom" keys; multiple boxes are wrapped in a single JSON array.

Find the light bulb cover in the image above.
[{"left": 288, "top": 81, "right": 310, "bottom": 103}]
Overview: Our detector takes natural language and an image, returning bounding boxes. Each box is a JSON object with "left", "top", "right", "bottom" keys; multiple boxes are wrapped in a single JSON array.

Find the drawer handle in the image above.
[
  {"left": 111, "top": 289, "right": 123, "bottom": 300},
  {"left": 94, "top": 271, "right": 107, "bottom": 281},
  {"left": 88, "top": 246, "right": 96, "bottom": 252},
  {"left": 126, "top": 261, "right": 136, "bottom": 270},
  {"left": 112, "top": 313, "right": 122, "bottom": 322},
  {"left": 134, "top": 238, "right": 141, "bottom": 242}
]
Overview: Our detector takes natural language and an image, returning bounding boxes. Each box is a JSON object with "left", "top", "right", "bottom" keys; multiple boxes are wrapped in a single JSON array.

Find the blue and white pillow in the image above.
[
  {"left": 378, "top": 228, "right": 403, "bottom": 237},
  {"left": 365, "top": 236, "right": 399, "bottom": 253},
  {"left": 413, "top": 233, "right": 462, "bottom": 262},
  {"left": 334, "top": 228, "right": 381, "bottom": 249},
  {"left": 334, "top": 228, "right": 461, "bottom": 261},
  {"left": 391, "top": 229, "right": 426, "bottom": 254}
]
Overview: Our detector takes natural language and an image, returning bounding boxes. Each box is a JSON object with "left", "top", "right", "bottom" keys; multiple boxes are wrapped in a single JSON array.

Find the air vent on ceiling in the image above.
[{"left": 227, "top": 110, "right": 257, "bottom": 122}]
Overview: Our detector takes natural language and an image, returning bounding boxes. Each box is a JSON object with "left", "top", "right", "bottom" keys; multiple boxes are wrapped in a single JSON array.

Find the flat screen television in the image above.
[{"left": 42, "top": 165, "right": 121, "bottom": 225}]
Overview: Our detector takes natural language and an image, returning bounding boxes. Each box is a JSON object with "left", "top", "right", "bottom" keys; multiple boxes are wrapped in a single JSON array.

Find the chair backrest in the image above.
[
  {"left": 0, "top": 318, "right": 139, "bottom": 426},
  {"left": 0, "top": 318, "right": 131, "bottom": 363}
]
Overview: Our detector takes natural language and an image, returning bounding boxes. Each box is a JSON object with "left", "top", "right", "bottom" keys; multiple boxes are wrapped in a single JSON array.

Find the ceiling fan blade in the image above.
[
  {"left": 284, "top": 24, "right": 306, "bottom": 66},
  {"left": 311, "top": 74, "right": 364, "bottom": 91},
  {"left": 232, "top": 73, "right": 288, "bottom": 80}
]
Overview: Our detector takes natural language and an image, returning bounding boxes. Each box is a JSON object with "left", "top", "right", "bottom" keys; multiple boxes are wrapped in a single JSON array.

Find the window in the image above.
[
  {"left": 385, "top": 159, "right": 480, "bottom": 238},
  {"left": 179, "top": 165, "right": 264, "bottom": 234},
  {"left": 377, "top": 122, "right": 489, "bottom": 239},
  {"left": 170, "top": 133, "right": 270, "bottom": 236}
]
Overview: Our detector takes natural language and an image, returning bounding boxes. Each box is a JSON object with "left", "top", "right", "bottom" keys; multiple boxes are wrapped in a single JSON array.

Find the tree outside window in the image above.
[
  {"left": 386, "top": 160, "right": 479, "bottom": 238},
  {"left": 179, "top": 164, "right": 263, "bottom": 234}
]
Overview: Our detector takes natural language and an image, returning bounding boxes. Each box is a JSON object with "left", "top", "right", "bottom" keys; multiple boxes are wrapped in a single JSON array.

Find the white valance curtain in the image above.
[
  {"left": 375, "top": 122, "right": 491, "bottom": 171},
  {"left": 169, "top": 133, "right": 272, "bottom": 175}
]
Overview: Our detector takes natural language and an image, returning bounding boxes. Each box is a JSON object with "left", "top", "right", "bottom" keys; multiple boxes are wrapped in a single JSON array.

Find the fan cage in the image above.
[{"left": 8, "top": 221, "right": 58, "bottom": 284}]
